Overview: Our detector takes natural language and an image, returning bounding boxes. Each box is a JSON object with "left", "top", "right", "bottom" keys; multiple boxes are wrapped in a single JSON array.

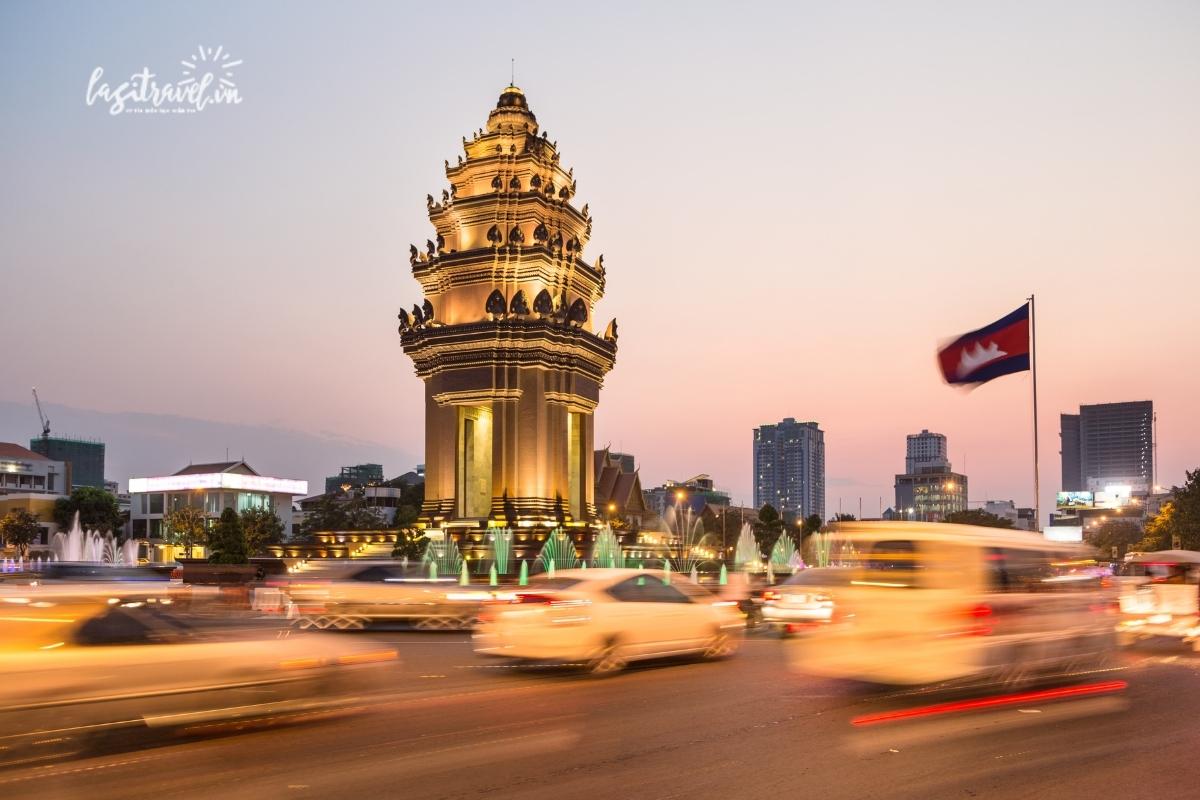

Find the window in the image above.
[
  {"left": 866, "top": 540, "right": 921, "bottom": 572},
  {"left": 606, "top": 577, "right": 692, "bottom": 604},
  {"left": 148, "top": 493, "right": 164, "bottom": 515},
  {"left": 987, "top": 548, "right": 1069, "bottom": 592}
]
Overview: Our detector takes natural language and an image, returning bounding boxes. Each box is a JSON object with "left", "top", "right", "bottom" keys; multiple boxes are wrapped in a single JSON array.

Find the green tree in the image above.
[
  {"left": 944, "top": 509, "right": 1014, "bottom": 528},
  {"left": 831, "top": 513, "right": 857, "bottom": 523},
  {"left": 754, "top": 504, "right": 783, "bottom": 557},
  {"left": 300, "top": 493, "right": 385, "bottom": 540},
  {"left": 164, "top": 505, "right": 207, "bottom": 558},
  {"left": 1137, "top": 469, "right": 1200, "bottom": 551},
  {"left": 800, "top": 514, "right": 823, "bottom": 538},
  {"left": 1136, "top": 501, "right": 1177, "bottom": 552},
  {"left": 0, "top": 509, "right": 41, "bottom": 557},
  {"left": 299, "top": 494, "right": 346, "bottom": 540},
  {"left": 1088, "top": 520, "right": 1144, "bottom": 560},
  {"left": 240, "top": 508, "right": 284, "bottom": 556},
  {"left": 52, "top": 486, "right": 121, "bottom": 532},
  {"left": 392, "top": 527, "right": 427, "bottom": 560},
  {"left": 344, "top": 495, "right": 385, "bottom": 529},
  {"left": 208, "top": 508, "right": 248, "bottom": 564}
]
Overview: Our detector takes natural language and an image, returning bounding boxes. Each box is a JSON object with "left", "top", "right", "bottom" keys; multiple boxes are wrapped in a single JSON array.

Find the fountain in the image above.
[
  {"left": 422, "top": 533, "right": 463, "bottom": 577},
  {"left": 491, "top": 529, "right": 513, "bottom": 575},
  {"left": 663, "top": 505, "right": 720, "bottom": 575},
  {"left": 539, "top": 529, "right": 576, "bottom": 574},
  {"left": 518, "top": 560, "right": 529, "bottom": 586},
  {"left": 590, "top": 524, "right": 625, "bottom": 568},
  {"left": 50, "top": 512, "right": 140, "bottom": 565},
  {"left": 733, "top": 523, "right": 761, "bottom": 572},
  {"left": 805, "top": 531, "right": 855, "bottom": 568},
  {"left": 768, "top": 533, "right": 800, "bottom": 574}
]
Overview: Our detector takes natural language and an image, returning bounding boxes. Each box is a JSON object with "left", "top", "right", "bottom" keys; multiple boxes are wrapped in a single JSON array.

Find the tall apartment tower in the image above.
[
  {"left": 753, "top": 418, "right": 825, "bottom": 521},
  {"left": 905, "top": 429, "right": 949, "bottom": 474},
  {"left": 1059, "top": 401, "right": 1153, "bottom": 492}
]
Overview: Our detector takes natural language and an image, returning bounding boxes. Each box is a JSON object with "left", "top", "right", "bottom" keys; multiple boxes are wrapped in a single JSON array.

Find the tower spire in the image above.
[{"left": 510, "top": 58, "right": 515, "bottom": 87}]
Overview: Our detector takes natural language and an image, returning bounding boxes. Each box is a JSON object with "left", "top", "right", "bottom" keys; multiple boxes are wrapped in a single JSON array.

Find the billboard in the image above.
[
  {"left": 1094, "top": 484, "right": 1133, "bottom": 509},
  {"left": 1044, "top": 525, "right": 1083, "bottom": 543},
  {"left": 1056, "top": 491, "right": 1093, "bottom": 509}
]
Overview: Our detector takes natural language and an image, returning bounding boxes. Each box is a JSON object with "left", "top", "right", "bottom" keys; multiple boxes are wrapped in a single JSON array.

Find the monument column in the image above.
[{"left": 398, "top": 85, "right": 618, "bottom": 559}]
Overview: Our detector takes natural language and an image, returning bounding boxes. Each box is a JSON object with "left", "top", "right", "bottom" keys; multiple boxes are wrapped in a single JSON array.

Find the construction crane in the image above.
[{"left": 32, "top": 387, "right": 50, "bottom": 439}]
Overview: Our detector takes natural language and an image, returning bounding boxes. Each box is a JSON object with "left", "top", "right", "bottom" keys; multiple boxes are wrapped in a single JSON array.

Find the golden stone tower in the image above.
[{"left": 399, "top": 85, "right": 618, "bottom": 549}]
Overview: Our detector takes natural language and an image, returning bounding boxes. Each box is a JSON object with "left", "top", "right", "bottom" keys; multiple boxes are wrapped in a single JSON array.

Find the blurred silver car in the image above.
[
  {"left": 276, "top": 562, "right": 491, "bottom": 630},
  {"left": 762, "top": 567, "right": 853, "bottom": 634}
]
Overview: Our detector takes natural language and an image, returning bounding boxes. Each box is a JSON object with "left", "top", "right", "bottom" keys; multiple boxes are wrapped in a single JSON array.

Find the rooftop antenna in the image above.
[{"left": 31, "top": 387, "right": 50, "bottom": 439}]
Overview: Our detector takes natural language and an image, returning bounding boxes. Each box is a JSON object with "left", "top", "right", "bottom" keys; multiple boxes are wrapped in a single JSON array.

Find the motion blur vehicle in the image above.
[
  {"left": 790, "top": 522, "right": 1115, "bottom": 687},
  {"left": 1116, "top": 550, "right": 1200, "bottom": 650},
  {"left": 0, "top": 583, "right": 399, "bottom": 761},
  {"left": 762, "top": 567, "right": 854, "bottom": 635},
  {"left": 277, "top": 562, "right": 489, "bottom": 630},
  {"left": 473, "top": 568, "right": 743, "bottom": 675}
]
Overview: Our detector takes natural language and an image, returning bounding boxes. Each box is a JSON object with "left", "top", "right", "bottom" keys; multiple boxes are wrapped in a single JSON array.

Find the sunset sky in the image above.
[{"left": 3, "top": 1, "right": 1198, "bottom": 518}]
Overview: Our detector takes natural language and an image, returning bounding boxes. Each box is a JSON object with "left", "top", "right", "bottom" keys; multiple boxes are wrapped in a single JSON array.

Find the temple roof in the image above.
[{"left": 496, "top": 84, "right": 527, "bottom": 109}]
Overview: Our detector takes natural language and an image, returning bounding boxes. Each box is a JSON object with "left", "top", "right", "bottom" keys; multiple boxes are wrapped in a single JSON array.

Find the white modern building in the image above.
[
  {"left": 128, "top": 460, "right": 307, "bottom": 561},
  {"left": 0, "top": 442, "right": 70, "bottom": 551},
  {"left": 0, "top": 442, "right": 68, "bottom": 496}
]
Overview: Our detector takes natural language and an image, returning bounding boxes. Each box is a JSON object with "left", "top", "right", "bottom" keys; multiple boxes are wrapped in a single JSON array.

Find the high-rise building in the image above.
[
  {"left": 1059, "top": 401, "right": 1153, "bottom": 493},
  {"left": 398, "top": 85, "right": 618, "bottom": 549},
  {"left": 752, "top": 419, "right": 825, "bottom": 521},
  {"left": 895, "top": 430, "right": 968, "bottom": 522},
  {"left": 906, "top": 430, "right": 949, "bottom": 473}
]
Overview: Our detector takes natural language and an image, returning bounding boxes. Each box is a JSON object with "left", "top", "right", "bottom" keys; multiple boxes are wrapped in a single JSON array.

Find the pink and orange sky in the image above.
[{"left": 2, "top": 2, "right": 1198, "bottom": 519}]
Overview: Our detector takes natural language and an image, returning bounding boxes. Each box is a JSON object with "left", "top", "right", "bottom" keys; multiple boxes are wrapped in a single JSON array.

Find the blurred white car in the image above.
[
  {"left": 1116, "top": 550, "right": 1200, "bottom": 649},
  {"left": 762, "top": 567, "right": 853, "bottom": 634},
  {"left": 473, "top": 568, "right": 743, "bottom": 675}
]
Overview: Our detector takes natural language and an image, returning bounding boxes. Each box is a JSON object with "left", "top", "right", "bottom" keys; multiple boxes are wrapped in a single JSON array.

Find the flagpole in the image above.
[{"left": 1029, "top": 294, "right": 1040, "bottom": 532}]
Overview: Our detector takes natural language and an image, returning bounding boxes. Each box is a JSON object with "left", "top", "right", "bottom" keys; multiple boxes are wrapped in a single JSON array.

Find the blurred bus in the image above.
[{"left": 789, "top": 521, "right": 1115, "bottom": 687}]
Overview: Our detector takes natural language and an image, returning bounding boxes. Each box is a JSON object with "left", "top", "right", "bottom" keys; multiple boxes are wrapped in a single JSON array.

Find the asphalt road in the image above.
[{"left": 3, "top": 632, "right": 1199, "bottom": 800}]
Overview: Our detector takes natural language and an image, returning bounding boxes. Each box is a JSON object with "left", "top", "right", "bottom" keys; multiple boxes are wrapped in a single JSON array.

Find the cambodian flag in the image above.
[{"left": 938, "top": 303, "right": 1030, "bottom": 385}]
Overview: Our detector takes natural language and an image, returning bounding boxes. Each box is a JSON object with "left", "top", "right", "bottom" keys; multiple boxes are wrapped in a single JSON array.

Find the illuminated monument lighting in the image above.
[{"left": 399, "top": 85, "right": 618, "bottom": 551}]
